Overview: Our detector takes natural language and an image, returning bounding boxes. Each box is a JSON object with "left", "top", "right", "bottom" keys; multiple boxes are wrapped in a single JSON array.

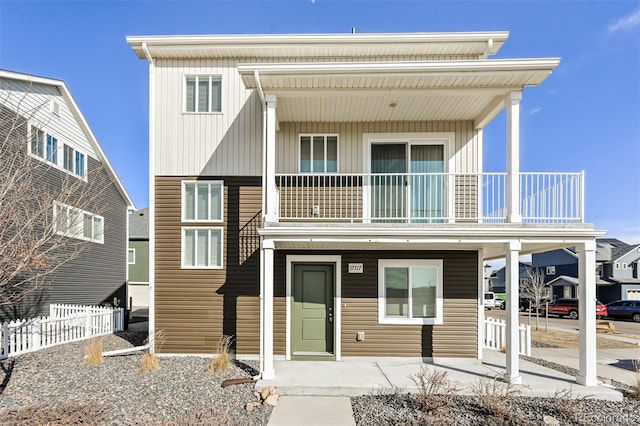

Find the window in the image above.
[
  {"left": 128, "top": 248, "right": 136, "bottom": 264},
  {"left": 622, "top": 263, "right": 628, "bottom": 270},
  {"left": 182, "top": 227, "right": 223, "bottom": 268},
  {"left": 63, "top": 144, "right": 86, "bottom": 177},
  {"left": 546, "top": 266, "right": 556, "bottom": 275},
  {"left": 299, "top": 135, "right": 338, "bottom": 173},
  {"left": 182, "top": 181, "right": 223, "bottom": 222},
  {"left": 54, "top": 202, "right": 104, "bottom": 243},
  {"left": 615, "top": 263, "right": 620, "bottom": 270},
  {"left": 46, "top": 135, "right": 58, "bottom": 163},
  {"left": 378, "top": 259, "right": 443, "bottom": 325},
  {"left": 185, "top": 75, "right": 222, "bottom": 113}
]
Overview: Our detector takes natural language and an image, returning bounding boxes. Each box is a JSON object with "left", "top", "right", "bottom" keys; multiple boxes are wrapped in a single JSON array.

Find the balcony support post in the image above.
[
  {"left": 577, "top": 240, "right": 598, "bottom": 386},
  {"left": 260, "top": 238, "right": 275, "bottom": 380},
  {"left": 264, "top": 93, "right": 278, "bottom": 223},
  {"left": 504, "top": 241, "right": 522, "bottom": 384},
  {"left": 506, "top": 91, "right": 522, "bottom": 223}
]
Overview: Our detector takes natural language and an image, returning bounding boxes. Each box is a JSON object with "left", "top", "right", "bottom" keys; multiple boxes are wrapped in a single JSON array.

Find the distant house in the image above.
[
  {"left": 0, "top": 70, "right": 134, "bottom": 321},
  {"left": 128, "top": 208, "right": 149, "bottom": 311},
  {"left": 490, "top": 261, "right": 531, "bottom": 294},
  {"left": 531, "top": 239, "right": 640, "bottom": 303}
]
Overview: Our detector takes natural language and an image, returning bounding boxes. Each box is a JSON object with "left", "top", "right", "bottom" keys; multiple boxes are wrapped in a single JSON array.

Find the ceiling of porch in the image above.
[{"left": 239, "top": 59, "right": 560, "bottom": 127}]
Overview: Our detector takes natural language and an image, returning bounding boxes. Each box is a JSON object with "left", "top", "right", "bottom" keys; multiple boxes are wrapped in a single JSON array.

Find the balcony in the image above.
[{"left": 274, "top": 172, "right": 584, "bottom": 225}]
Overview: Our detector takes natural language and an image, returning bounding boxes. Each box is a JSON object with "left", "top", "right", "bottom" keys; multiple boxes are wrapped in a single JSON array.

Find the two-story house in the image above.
[
  {"left": 531, "top": 239, "right": 640, "bottom": 302},
  {"left": 0, "top": 70, "right": 134, "bottom": 321},
  {"left": 128, "top": 31, "right": 603, "bottom": 387}
]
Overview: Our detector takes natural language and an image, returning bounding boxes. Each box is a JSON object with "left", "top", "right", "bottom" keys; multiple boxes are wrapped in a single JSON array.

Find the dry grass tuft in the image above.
[
  {"left": 499, "top": 345, "right": 506, "bottom": 353},
  {"left": 410, "top": 365, "right": 460, "bottom": 415},
  {"left": 85, "top": 338, "right": 104, "bottom": 365},
  {"left": 207, "top": 335, "right": 235, "bottom": 374},
  {"left": 470, "top": 377, "right": 520, "bottom": 422},
  {"left": 139, "top": 330, "right": 165, "bottom": 372}
]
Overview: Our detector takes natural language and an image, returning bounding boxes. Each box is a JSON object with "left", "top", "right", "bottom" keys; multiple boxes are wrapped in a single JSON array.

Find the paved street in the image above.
[{"left": 486, "top": 308, "right": 640, "bottom": 336}]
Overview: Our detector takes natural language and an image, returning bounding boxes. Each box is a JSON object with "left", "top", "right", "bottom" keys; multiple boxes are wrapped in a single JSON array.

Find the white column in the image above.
[
  {"left": 504, "top": 241, "right": 522, "bottom": 384},
  {"left": 264, "top": 94, "right": 278, "bottom": 223},
  {"left": 477, "top": 250, "right": 484, "bottom": 361},
  {"left": 261, "top": 239, "right": 275, "bottom": 379},
  {"left": 506, "top": 91, "right": 522, "bottom": 223},
  {"left": 577, "top": 240, "right": 597, "bottom": 386}
]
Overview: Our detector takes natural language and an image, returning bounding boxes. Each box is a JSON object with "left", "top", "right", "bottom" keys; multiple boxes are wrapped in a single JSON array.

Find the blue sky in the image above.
[{"left": 1, "top": 0, "right": 638, "bottom": 243}]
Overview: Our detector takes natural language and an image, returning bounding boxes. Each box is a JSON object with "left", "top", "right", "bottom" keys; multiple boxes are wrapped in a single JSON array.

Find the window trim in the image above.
[
  {"left": 378, "top": 259, "right": 443, "bottom": 325},
  {"left": 53, "top": 201, "right": 104, "bottom": 244},
  {"left": 128, "top": 248, "right": 136, "bottom": 264},
  {"left": 181, "top": 180, "right": 224, "bottom": 223},
  {"left": 298, "top": 134, "right": 340, "bottom": 174},
  {"left": 181, "top": 226, "right": 224, "bottom": 269},
  {"left": 63, "top": 143, "right": 87, "bottom": 178},
  {"left": 183, "top": 74, "right": 223, "bottom": 114}
]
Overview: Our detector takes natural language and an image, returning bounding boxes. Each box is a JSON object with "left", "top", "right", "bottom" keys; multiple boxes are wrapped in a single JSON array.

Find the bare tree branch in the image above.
[{"left": 0, "top": 86, "right": 110, "bottom": 307}]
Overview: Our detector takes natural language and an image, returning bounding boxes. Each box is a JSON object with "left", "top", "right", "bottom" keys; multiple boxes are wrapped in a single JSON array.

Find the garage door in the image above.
[{"left": 626, "top": 289, "right": 640, "bottom": 300}]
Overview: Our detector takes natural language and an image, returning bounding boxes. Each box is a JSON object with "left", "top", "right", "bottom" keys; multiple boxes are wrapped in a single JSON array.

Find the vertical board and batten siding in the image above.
[
  {"left": 276, "top": 250, "right": 478, "bottom": 358},
  {"left": 153, "top": 56, "right": 480, "bottom": 178},
  {"left": 154, "top": 176, "right": 262, "bottom": 354},
  {"left": 0, "top": 79, "right": 96, "bottom": 159},
  {"left": 154, "top": 59, "right": 262, "bottom": 177},
  {"left": 277, "top": 121, "right": 480, "bottom": 174}
]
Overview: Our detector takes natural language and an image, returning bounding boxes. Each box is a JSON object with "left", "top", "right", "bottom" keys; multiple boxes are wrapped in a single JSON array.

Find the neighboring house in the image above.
[
  {"left": 531, "top": 239, "right": 640, "bottom": 303},
  {"left": 490, "top": 262, "right": 531, "bottom": 295},
  {"left": 128, "top": 208, "right": 150, "bottom": 311},
  {"left": 128, "top": 31, "right": 602, "bottom": 386},
  {"left": 0, "top": 70, "right": 134, "bottom": 321}
]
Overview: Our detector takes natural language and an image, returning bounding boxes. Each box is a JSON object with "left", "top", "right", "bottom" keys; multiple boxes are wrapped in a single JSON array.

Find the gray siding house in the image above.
[{"left": 0, "top": 70, "right": 134, "bottom": 321}]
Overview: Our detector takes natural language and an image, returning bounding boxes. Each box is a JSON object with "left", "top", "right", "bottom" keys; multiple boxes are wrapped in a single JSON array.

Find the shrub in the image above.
[
  {"left": 410, "top": 365, "right": 460, "bottom": 415},
  {"left": 470, "top": 377, "right": 520, "bottom": 422}
]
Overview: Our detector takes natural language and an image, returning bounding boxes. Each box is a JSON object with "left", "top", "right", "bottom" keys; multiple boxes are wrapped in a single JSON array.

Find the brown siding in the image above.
[
  {"left": 277, "top": 250, "right": 478, "bottom": 358},
  {"left": 155, "top": 176, "right": 261, "bottom": 354}
]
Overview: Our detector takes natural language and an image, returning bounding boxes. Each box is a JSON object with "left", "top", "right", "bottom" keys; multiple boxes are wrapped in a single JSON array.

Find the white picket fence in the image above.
[
  {"left": 1, "top": 303, "right": 124, "bottom": 360},
  {"left": 484, "top": 316, "right": 531, "bottom": 356}
]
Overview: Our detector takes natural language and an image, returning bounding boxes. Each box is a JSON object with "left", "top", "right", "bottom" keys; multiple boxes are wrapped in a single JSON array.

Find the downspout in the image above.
[
  {"left": 142, "top": 42, "right": 157, "bottom": 354},
  {"left": 255, "top": 70, "right": 267, "bottom": 378}
]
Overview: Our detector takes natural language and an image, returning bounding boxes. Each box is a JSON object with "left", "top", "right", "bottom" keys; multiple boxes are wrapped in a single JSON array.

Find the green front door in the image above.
[{"left": 292, "top": 263, "right": 334, "bottom": 359}]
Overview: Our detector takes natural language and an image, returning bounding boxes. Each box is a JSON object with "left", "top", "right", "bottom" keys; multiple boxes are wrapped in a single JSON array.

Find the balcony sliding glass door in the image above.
[{"left": 370, "top": 142, "right": 445, "bottom": 223}]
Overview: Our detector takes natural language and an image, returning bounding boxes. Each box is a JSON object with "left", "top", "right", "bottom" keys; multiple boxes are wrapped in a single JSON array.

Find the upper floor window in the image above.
[
  {"left": 185, "top": 75, "right": 222, "bottom": 113},
  {"left": 30, "top": 126, "right": 58, "bottom": 163},
  {"left": 182, "top": 181, "right": 223, "bottom": 222},
  {"left": 299, "top": 134, "right": 338, "bottom": 173},
  {"left": 128, "top": 248, "right": 136, "bottom": 264},
  {"left": 63, "top": 144, "right": 86, "bottom": 178},
  {"left": 181, "top": 227, "right": 223, "bottom": 269},
  {"left": 546, "top": 266, "right": 556, "bottom": 275},
  {"left": 54, "top": 202, "right": 104, "bottom": 244},
  {"left": 30, "top": 125, "right": 86, "bottom": 178}
]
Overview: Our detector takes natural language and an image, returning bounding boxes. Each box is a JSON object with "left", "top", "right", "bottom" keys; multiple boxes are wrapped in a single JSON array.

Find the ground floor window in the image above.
[
  {"left": 181, "top": 227, "right": 223, "bottom": 269},
  {"left": 378, "top": 259, "right": 443, "bottom": 325}
]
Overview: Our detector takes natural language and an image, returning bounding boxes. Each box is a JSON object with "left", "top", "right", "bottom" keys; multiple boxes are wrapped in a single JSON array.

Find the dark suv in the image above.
[
  {"left": 605, "top": 300, "right": 640, "bottom": 322},
  {"left": 542, "top": 298, "right": 607, "bottom": 319}
]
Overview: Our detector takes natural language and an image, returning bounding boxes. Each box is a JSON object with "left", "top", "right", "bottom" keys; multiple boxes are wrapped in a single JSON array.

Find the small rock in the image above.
[
  {"left": 253, "top": 390, "right": 262, "bottom": 400},
  {"left": 269, "top": 386, "right": 279, "bottom": 396},
  {"left": 543, "top": 415, "right": 560, "bottom": 426},
  {"left": 246, "top": 402, "right": 255, "bottom": 412},
  {"left": 260, "top": 387, "right": 270, "bottom": 400},
  {"left": 601, "top": 378, "right": 612, "bottom": 385},
  {"left": 264, "top": 394, "right": 279, "bottom": 407}
]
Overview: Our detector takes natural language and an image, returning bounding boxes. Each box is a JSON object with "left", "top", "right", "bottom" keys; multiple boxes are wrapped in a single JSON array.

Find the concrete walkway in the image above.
[{"left": 268, "top": 396, "right": 355, "bottom": 426}]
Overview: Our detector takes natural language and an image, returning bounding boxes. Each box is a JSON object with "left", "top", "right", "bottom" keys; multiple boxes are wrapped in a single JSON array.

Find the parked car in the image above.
[
  {"left": 605, "top": 300, "right": 640, "bottom": 322},
  {"left": 484, "top": 292, "right": 496, "bottom": 310},
  {"left": 494, "top": 297, "right": 505, "bottom": 310},
  {"left": 540, "top": 298, "right": 607, "bottom": 319}
]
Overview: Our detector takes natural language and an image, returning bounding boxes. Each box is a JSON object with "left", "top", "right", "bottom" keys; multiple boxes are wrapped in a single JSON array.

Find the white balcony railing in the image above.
[{"left": 275, "top": 172, "right": 583, "bottom": 224}]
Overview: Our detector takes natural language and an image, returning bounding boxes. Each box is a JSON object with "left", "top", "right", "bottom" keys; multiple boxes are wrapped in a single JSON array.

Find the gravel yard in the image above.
[
  {"left": 0, "top": 331, "right": 271, "bottom": 425},
  {"left": 1, "top": 330, "right": 639, "bottom": 425}
]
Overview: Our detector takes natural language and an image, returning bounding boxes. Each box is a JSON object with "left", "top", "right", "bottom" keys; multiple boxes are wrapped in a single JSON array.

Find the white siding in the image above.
[
  {"left": 277, "top": 121, "right": 479, "bottom": 174},
  {"left": 154, "top": 59, "right": 262, "bottom": 176},
  {"left": 0, "top": 79, "right": 96, "bottom": 159}
]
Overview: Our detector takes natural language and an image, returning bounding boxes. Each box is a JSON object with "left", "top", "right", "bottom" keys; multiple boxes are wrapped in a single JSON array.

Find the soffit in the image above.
[{"left": 239, "top": 59, "right": 559, "bottom": 124}]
